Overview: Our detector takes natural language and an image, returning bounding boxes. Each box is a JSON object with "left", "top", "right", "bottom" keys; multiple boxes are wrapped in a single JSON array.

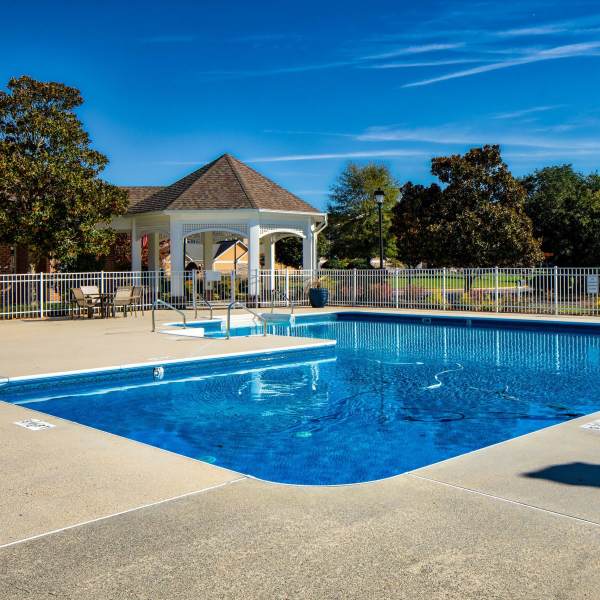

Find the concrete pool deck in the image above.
[{"left": 1, "top": 308, "right": 600, "bottom": 598}]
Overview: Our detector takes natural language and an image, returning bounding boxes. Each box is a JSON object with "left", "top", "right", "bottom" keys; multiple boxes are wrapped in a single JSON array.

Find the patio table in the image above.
[{"left": 83, "top": 292, "right": 114, "bottom": 318}]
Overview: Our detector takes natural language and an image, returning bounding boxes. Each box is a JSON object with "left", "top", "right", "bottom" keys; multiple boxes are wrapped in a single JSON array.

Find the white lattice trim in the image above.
[
  {"left": 259, "top": 224, "right": 305, "bottom": 238},
  {"left": 182, "top": 223, "right": 249, "bottom": 237}
]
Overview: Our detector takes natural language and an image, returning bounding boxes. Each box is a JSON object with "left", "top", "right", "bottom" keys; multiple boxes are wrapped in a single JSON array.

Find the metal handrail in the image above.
[
  {"left": 270, "top": 288, "right": 294, "bottom": 315},
  {"left": 152, "top": 299, "right": 187, "bottom": 332},
  {"left": 194, "top": 292, "right": 214, "bottom": 320},
  {"left": 226, "top": 301, "right": 267, "bottom": 339}
]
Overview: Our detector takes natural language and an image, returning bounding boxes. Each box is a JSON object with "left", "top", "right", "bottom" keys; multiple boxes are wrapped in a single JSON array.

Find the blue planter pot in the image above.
[{"left": 309, "top": 287, "right": 329, "bottom": 308}]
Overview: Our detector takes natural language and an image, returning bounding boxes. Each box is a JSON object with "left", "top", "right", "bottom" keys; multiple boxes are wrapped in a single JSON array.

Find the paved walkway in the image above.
[{"left": 1, "top": 309, "right": 600, "bottom": 598}]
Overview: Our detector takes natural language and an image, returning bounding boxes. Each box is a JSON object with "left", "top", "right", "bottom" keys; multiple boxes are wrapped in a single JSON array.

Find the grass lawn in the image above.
[{"left": 392, "top": 273, "right": 525, "bottom": 290}]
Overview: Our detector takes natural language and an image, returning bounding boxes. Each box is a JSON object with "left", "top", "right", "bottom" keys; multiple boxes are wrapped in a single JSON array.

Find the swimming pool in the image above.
[{"left": 3, "top": 313, "right": 600, "bottom": 485}]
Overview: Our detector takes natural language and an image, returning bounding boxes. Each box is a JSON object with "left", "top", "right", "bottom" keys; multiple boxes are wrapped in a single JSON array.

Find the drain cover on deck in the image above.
[
  {"left": 581, "top": 419, "right": 600, "bottom": 432},
  {"left": 14, "top": 418, "right": 56, "bottom": 431}
]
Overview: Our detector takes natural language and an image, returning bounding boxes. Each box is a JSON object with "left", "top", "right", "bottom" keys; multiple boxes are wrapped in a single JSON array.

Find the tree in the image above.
[
  {"left": 275, "top": 235, "right": 329, "bottom": 268},
  {"left": 0, "top": 76, "right": 128, "bottom": 268},
  {"left": 522, "top": 165, "right": 600, "bottom": 266},
  {"left": 326, "top": 163, "right": 399, "bottom": 267},
  {"left": 392, "top": 145, "right": 543, "bottom": 267},
  {"left": 275, "top": 237, "right": 302, "bottom": 268}
]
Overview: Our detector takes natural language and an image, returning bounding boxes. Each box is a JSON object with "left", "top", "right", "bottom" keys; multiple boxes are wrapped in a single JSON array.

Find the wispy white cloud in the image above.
[
  {"left": 202, "top": 60, "right": 354, "bottom": 78},
  {"left": 402, "top": 41, "right": 600, "bottom": 87},
  {"left": 504, "top": 148, "right": 600, "bottom": 159},
  {"left": 233, "top": 33, "right": 304, "bottom": 43},
  {"left": 496, "top": 15, "right": 600, "bottom": 38},
  {"left": 157, "top": 150, "right": 426, "bottom": 167},
  {"left": 497, "top": 25, "right": 569, "bottom": 37},
  {"left": 141, "top": 35, "right": 196, "bottom": 44},
  {"left": 293, "top": 189, "right": 330, "bottom": 195},
  {"left": 492, "top": 105, "right": 564, "bottom": 119},
  {"left": 364, "top": 58, "right": 481, "bottom": 69},
  {"left": 361, "top": 43, "right": 465, "bottom": 60},
  {"left": 201, "top": 42, "right": 467, "bottom": 79},
  {"left": 357, "top": 124, "right": 600, "bottom": 151},
  {"left": 248, "top": 150, "right": 426, "bottom": 162},
  {"left": 358, "top": 125, "right": 492, "bottom": 145},
  {"left": 262, "top": 129, "right": 353, "bottom": 138}
]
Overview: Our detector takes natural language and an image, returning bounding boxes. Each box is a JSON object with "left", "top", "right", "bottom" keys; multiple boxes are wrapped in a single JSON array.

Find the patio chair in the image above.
[
  {"left": 131, "top": 286, "right": 145, "bottom": 316},
  {"left": 80, "top": 285, "right": 100, "bottom": 296},
  {"left": 71, "top": 287, "right": 100, "bottom": 319},
  {"left": 111, "top": 286, "right": 133, "bottom": 317}
]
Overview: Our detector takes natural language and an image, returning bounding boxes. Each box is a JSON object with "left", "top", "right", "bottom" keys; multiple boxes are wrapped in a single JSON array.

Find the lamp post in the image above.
[{"left": 374, "top": 189, "right": 385, "bottom": 269}]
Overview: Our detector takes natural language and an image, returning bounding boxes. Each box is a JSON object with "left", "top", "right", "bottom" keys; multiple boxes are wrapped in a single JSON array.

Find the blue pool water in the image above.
[{"left": 3, "top": 314, "right": 600, "bottom": 485}]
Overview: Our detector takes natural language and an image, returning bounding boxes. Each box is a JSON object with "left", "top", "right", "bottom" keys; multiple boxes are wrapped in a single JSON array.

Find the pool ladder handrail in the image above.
[
  {"left": 152, "top": 299, "right": 187, "bottom": 332},
  {"left": 270, "top": 289, "right": 294, "bottom": 315},
  {"left": 226, "top": 301, "right": 267, "bottom": 339},
  {"left": 194, "top": 291, "right": 214, "bottom": 320}
]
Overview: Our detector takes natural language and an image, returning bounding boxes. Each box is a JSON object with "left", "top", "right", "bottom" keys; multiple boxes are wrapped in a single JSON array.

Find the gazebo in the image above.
[{"left": 111, "top": 153, "right": 326, "bottom": 298}]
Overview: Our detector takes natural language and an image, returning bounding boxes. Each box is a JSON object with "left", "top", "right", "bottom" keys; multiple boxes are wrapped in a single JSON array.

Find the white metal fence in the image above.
[
  {"left": 1, "top": 267, "right": 599, "bottom": 319},
  {"left": 260, "top": 267, "right": 600, "bottom": 316}
]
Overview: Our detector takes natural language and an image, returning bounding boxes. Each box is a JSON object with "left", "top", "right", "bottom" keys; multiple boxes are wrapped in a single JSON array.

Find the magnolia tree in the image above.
[
  {"left": 0, "top": 76, "right": 127, "bottom": 269},
  {"left": 392, "top": 145, "right": 544, "bottom": 268}
]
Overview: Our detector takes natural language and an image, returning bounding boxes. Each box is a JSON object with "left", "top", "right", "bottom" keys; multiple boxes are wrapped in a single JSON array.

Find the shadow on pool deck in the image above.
[{"left": 524, "top": 462, "right": 600, "bottom": 488}]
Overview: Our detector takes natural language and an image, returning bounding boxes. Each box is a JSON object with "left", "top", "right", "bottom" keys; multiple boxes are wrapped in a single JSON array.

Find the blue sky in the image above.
[{"left": 2, "top": 0, "right": 600, "bottom": 210}]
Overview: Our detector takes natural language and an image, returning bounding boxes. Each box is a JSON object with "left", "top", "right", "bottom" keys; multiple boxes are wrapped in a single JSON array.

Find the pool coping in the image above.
[
  {"left": 303, "top": 309, "right": 600, "bottom": 330},
  {"left": 3, "top": 339, "right": 336, "bottom": 385}
]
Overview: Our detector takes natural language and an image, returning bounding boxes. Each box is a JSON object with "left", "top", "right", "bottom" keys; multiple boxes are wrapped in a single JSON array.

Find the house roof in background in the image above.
[{"left": 213, "top": 239, "right": 248, "bottom": 260}]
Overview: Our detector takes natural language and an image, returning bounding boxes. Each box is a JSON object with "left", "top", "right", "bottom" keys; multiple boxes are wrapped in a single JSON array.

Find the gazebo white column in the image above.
[
  {"left": 169, "top": 220, "right": 184, "bottom": 298},
  {"left": 248, "top": 222, "right": 261, "bottom": 297},
  {"left": 302, "top": 226, "right": 314, "bottom": 271},
  {"left": 264, "top": 235, "right": 276, "bottom": 290},
  {"left": 131, "top": 222, "right": 142, "bottom": 272},
  {"left": 147, "top": 232, "right": 161, "bottom": 271}
]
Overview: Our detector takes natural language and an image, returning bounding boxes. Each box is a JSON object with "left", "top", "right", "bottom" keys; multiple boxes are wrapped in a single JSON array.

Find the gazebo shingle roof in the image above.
[
  {"left": 124, "top": 154, "right": 321, "bottom": 215},
  {"left": 122, "top": 186, "right": 164, "bottom": 210}
]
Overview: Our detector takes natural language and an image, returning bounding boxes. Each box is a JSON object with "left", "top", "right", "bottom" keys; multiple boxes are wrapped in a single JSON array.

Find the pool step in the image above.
[
  {"left": 226, "top": 314, "right": 263, "bottom": 326},
  {"left": 261, "top": 313, "right": 295, "bottom": 325},
  {"left": 160, "top": 328, "right": 207, "bottom": 338}
]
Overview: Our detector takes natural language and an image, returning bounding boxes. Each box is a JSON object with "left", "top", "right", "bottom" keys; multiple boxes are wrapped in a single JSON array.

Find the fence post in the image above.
[
  {"left": 100, "top": 270, "right": 105, "bottom": 295},
  {"left": 554, "top": 265, "right": 559, "bottom": 315},
  {"left": 352, "top": 268, "right": 357, "bottom": 306},
  {"left": 442, "top": 267, "right": 447, "bottom": 310},
  {"left": 285, "top": 269, "right": 289, "bottom": 300},
  {"left": 394, "top": 269, "right": 399, "bottom": 309},
  {"left": 494, "top": 266, "right": 499, "bottom": 313},
  {"left": 39, "top": 272, "right": 44, "bottom": 319},
  {"left": 154, "top": 270, "right": 160, "bottom": 304},
  {"left": 192, "top": 269, "right": 197, "bottom": 314}
]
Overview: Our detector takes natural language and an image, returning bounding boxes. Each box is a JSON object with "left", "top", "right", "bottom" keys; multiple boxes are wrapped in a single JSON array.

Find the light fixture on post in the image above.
[{"left": 373, "top": 189, "right": 385, "bottom": 270}]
